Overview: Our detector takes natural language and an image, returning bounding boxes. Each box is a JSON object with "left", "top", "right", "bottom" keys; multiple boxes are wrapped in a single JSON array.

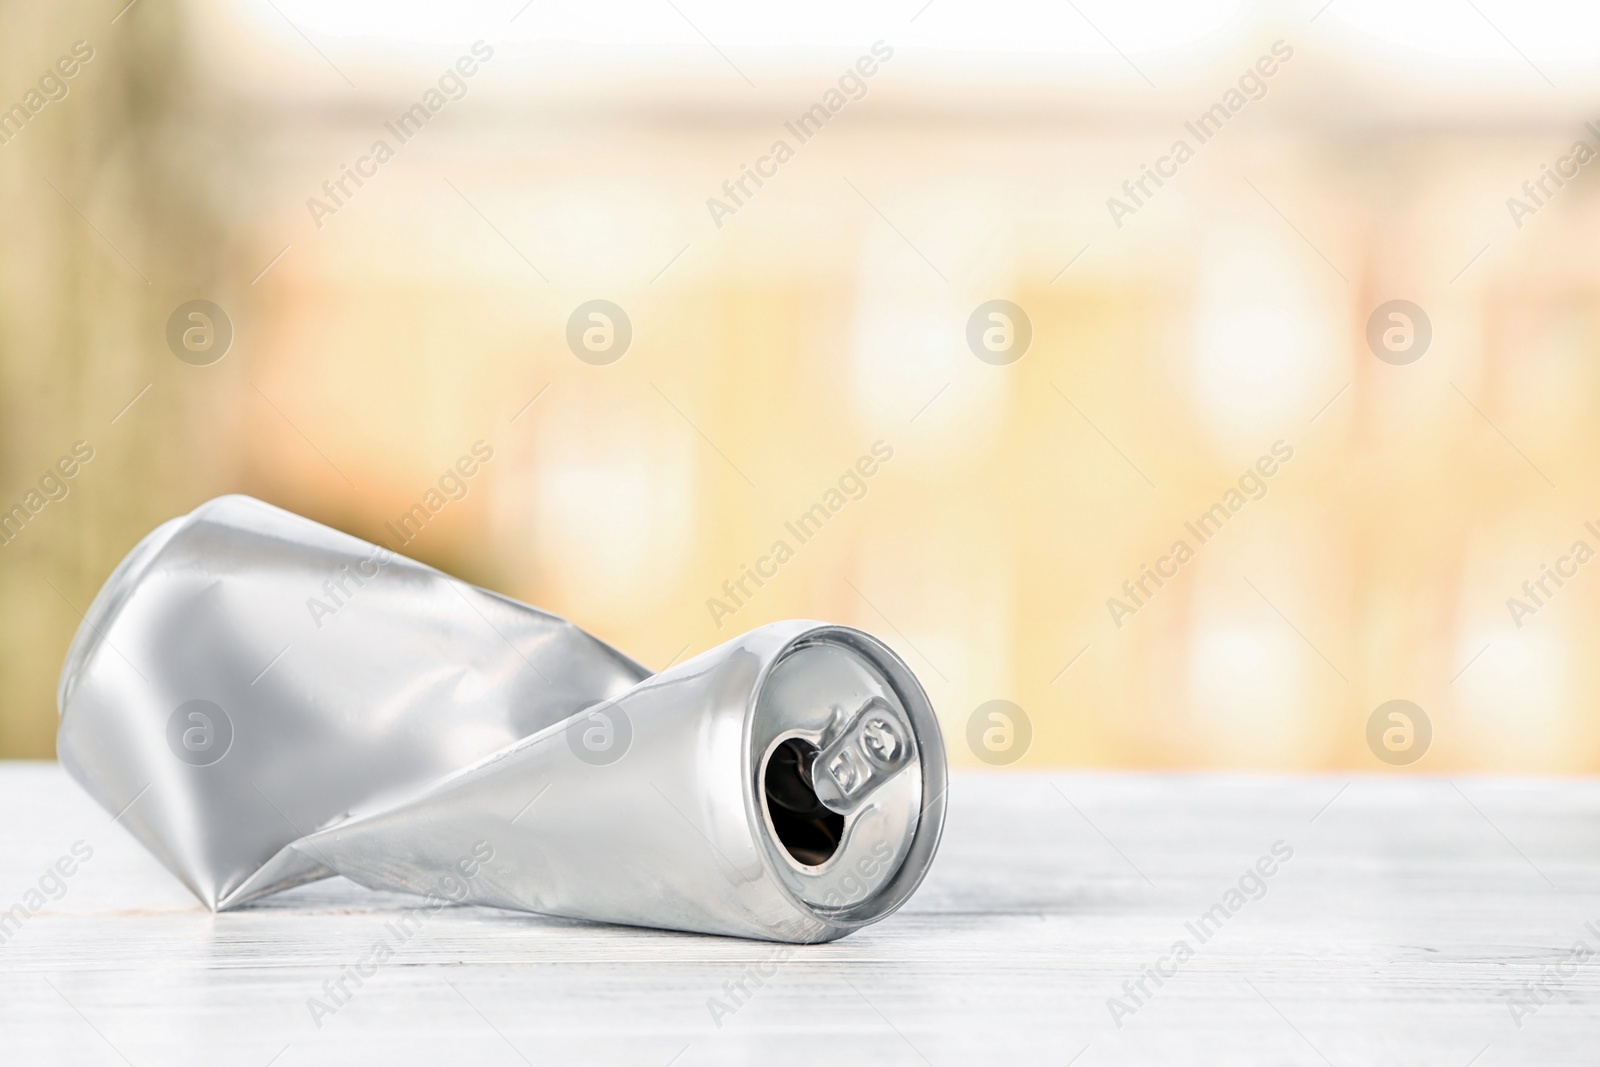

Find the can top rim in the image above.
[{"left": 744, "top": 623, "right": 948, "bottom": 938}]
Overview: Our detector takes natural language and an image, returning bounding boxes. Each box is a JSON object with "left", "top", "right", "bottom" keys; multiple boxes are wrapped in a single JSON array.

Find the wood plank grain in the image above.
[{"left": 1, "top": 763, "right": 1596, "bottom": 1065}]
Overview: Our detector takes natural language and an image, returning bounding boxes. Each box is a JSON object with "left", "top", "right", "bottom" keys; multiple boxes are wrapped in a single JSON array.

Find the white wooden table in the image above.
[{"left": 1, "top": 763, "right": 1594, "bottom": 1065}]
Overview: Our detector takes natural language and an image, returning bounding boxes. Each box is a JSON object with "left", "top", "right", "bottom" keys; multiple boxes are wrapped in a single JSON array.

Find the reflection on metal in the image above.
[
  {"left": 56, "top": 495, "right": 947, "bottom": 942},
  {"left": 811, "top": 697, "right": 915, "bottom": 816}
]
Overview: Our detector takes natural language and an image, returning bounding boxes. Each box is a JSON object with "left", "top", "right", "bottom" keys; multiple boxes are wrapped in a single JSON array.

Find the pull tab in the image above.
[{"left": 810, "top": 697, "right": 915, "bottom": 816}]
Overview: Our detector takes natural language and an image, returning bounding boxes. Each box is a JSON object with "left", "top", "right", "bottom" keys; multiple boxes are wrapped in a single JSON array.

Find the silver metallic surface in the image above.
[
  {"left": 810, "top": 696, "right": 916, "bottom": 817},
  {"left": 56, "top": 495, "right": 947, "bottom": 942}
]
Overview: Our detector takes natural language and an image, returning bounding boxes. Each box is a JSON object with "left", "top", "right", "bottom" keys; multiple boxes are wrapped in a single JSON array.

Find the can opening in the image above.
[{"left": 762, "top": 737, "right": 844, "bottom": 867}]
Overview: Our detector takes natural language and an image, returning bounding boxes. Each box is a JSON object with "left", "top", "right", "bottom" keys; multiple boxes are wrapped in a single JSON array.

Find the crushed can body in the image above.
[{"left": 56, "top": 495, "right": 947, "bottom": 942}]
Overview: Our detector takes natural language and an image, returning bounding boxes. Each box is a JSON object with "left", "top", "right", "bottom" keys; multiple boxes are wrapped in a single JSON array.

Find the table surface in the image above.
[{"left": 1, "top": 762, "right": 1595, "bottom": 1066}]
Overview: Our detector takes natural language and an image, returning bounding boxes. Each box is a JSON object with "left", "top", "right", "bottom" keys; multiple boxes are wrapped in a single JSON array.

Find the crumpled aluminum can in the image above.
[{"left": 56, "top": 495, "right": 947, "bottom": 942}]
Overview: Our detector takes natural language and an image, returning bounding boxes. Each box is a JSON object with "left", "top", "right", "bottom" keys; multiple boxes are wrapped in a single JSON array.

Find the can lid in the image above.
[{"left": 750, "top": 629, "right": 943, "bottom": 924}]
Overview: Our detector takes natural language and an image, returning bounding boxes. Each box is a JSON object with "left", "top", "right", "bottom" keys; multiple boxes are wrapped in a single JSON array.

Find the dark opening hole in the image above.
[{"left": 763, "top": 737, "right": 844, "bottom": 867}]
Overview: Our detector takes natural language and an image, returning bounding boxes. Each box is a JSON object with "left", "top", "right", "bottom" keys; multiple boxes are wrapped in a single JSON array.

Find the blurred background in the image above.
[{"left": 3, "top": 0, "right": 1599, "bottom": 772}]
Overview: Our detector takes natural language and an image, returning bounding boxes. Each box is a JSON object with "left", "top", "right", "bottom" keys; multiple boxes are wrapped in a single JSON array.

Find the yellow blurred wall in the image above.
[{"left": 3, "top": 1, "right": 1599, "bottom": 772}]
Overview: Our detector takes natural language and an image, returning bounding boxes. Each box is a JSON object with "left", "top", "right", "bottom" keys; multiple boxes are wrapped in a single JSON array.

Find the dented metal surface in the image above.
[{"left": 56, "top": 495, "right": 947, "bottom": 942}]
